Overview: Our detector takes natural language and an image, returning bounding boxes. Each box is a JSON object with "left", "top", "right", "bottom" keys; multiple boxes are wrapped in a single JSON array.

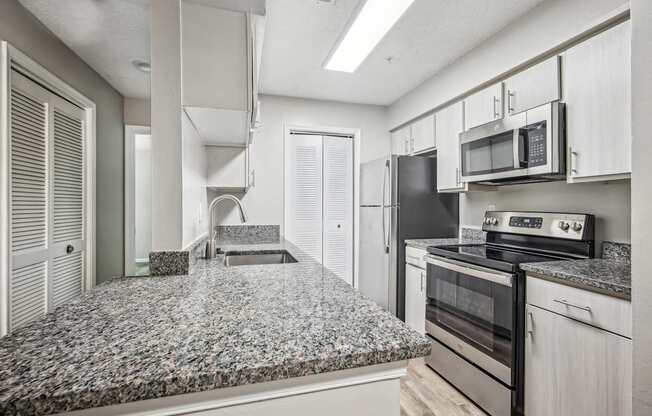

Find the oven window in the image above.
[
  {"left": 426, "top": 263, "right": 512, "bottom": 367},
  {"left": 461, "top": 130, "right": 515, "bottom": 176}
]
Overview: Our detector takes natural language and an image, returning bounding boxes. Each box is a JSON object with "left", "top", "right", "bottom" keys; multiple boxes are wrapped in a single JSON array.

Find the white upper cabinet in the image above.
[
  {"left": 464, "top": 82, "right": 503, "bottom": 130},
  {"left": 436, "top": 102, "right": 466, "bottom": 192},
  {"left": 181, "top": 1, "right": 265, "bottom": 146},
  {"left": 411, "top": 114, "right": 436, "bottom": 154},
  {"left": 505, "top": 56, "right": 561, "bottom": 116},
  {"left": 563, "top": 20, "right": 631, "bottom": 182},
  {"left": 391, "top": 125, "right": 411, "bottom": 155}
]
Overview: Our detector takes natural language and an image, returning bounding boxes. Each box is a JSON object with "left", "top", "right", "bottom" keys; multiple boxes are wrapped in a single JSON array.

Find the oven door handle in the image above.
[{"left": 424, "top": 255, "right": 514, "bottom": 287}]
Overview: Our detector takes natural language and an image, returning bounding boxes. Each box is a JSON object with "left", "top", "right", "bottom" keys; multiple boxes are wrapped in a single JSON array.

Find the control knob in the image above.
[
  {"left": 558, "top": 221, "right": 570, "bottom": 231},
  {"left": 490, "top": 217, "right": 499, "bottom": 226},
  {"left": 572, "top": 222, "right": 583, "bottom": 232}
]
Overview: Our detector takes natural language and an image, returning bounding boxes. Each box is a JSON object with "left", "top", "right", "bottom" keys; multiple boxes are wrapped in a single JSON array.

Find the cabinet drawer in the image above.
[
  {"left": 526, "top": 275, "right": 631, "bottom": 338},
  {"left": 405, "top": 246, "right": 427, "bottom": 269}
]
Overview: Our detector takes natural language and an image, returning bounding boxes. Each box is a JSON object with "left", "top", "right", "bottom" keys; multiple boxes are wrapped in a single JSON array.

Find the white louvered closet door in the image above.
[
  {"left": 284, "top": 134, "right": 323, "bottom": 262},
  {"left": 8, "top": 72, "right": 50, "bottom": 330},
  {"left": 7, "top": 70, "right": 86, "bottom": 332},
  {"left": 322, "top": 136, "right": 353, "bottom": 285},
  {"left": 49, "top": 94, "right": 85, "bottom": 309}
]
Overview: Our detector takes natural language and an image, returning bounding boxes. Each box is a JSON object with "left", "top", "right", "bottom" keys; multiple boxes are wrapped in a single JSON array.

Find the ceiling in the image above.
[
  {"left": 19, "top": 0, "right": 546, "bottom": 105},
  {"left": 260, "top": 0, "right": 545, "bottom": 105},
  {"left": 19, "top": 0, "right": 151, "bottom": 99}
]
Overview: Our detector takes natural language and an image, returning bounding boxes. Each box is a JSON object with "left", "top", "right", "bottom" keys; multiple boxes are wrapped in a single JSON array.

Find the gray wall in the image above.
[
  {"left": 631, "top": 0, "right": 652, "bottom": 413},
  {"left": 0, "top": 1, "right": 125, "bottom": 283},
  {"left": 124, "top": 97, "right": 151, "bottom": 126},
  {"left": 461, "top": 181, "right": 631, "bottom": 249}
]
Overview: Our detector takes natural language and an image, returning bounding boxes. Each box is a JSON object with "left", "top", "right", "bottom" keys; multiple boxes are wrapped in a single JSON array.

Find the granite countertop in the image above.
[
  {"left": 404, "top": 237, "right": 484, "bottom": 250},
  {"left": 521, "top": 258, "right": 631, "bottom": 300},
  {"left": 0, "top": 239, "right": 430, "bottom": 416}
]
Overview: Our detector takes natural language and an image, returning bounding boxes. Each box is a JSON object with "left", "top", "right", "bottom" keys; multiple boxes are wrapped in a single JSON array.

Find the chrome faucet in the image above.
[{"left": 205, "top": 194, "right": 248, "bottom": 258}]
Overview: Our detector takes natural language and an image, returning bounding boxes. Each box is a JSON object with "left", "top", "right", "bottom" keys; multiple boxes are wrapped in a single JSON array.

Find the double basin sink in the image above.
[{"left": 223, "top": 250, "right": 297, "bottom": 267}]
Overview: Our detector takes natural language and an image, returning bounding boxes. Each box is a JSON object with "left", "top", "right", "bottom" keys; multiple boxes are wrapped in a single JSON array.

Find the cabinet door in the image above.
[
  {"left": 182, "top": 3, "right": 248, "bottom": 110},
  {"left": 391, "top": 126, "right": 410, "bottom": 155},
  {"left": 505, "top": 56, "right": 560, "bottom": 115},
  {"left": 206, "top": 146, "right": 247, "bottom": 188},
  {"left": 436, "top": 102, "right": 466, "bottom": 192},
  {"left": 404, "top": 264, "right": 426, "bottom": 334},
  {"left": 564, "top": 21, "right": 631, "bottom": 181},
  {"left": 411, "top": 114, "right": 435, "bottom": 154},
  {"left": 525, "top": 305, "right": 632, "bottom": 416},
  {"left": 464, "top": 82, "right": 503, "bottom": 130}
]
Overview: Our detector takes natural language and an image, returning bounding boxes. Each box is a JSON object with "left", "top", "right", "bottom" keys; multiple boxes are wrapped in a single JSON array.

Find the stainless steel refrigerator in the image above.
[{"left": 359, "top": 155, "right": 459, "bottom": 320}]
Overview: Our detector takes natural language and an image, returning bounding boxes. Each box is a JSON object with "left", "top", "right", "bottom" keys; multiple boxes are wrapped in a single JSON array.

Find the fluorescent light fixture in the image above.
[{"left": 324, "top": 0, "right": 415, "bottom": 73}]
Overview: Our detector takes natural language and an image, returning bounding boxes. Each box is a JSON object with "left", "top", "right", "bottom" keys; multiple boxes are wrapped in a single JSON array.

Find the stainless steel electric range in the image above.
[{"left": 424, "top": 211, "right": 595, "bottom": 416}]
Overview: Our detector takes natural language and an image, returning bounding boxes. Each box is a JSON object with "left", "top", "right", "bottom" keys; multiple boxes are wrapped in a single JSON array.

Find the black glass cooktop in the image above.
[{"left": 427, "top": 244, "right": 566, "bottom": 273}]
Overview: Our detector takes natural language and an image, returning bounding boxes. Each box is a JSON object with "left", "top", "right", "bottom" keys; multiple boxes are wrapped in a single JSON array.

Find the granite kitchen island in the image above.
[{"left": 0, "top": 239, "right": 430, "bottom": 416}]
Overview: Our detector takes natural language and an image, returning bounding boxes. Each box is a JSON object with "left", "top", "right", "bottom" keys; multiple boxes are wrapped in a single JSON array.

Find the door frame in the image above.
[
  {"left": 283, "top": 124, "right": 361, "bottom": 288},
  {"left": 124, "top": 125, "right": 151, "bottom": 275},
  {"left": 0, "top": 42, "right": 97, "bottom": 336}
]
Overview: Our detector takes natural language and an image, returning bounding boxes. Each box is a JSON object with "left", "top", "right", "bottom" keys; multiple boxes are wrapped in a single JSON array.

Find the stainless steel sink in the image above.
[{"left": 223, "top": 250, "right": 298, "bottom": 266}]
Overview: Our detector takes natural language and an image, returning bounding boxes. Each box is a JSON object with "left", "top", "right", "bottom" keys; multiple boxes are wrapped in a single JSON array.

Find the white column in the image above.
[
  {"left": 632, "top": 1, "right": 652, "bottom": 415},
  {"left": 150, "top": 0, "right": 183, "bottom": 251}
]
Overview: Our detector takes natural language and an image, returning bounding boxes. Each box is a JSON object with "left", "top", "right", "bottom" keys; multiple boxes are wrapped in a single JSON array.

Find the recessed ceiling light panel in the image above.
[{"left": 324, "top": 0, "right": 415, "bottom": 73}]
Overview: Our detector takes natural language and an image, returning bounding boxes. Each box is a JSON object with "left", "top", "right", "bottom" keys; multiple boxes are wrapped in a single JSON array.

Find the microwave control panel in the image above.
[{"left": 527, "top": 121, "right": 547, "bottom": 167}]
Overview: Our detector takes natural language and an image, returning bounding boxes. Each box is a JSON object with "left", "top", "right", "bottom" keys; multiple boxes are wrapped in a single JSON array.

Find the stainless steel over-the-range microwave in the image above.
[{"left": 459, "top": 101, "right": 565, "bottom": 185}]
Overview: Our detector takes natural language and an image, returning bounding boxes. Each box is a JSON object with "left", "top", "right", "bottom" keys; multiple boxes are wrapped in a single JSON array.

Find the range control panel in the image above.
[
  {"left": 482, "top": 211, "right": 595, "bottom": 240},
  {"left": 509, "top": 216, "right": 543, "bottom": 229}
]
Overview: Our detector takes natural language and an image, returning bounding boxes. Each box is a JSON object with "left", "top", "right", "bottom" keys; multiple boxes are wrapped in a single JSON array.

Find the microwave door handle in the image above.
[{"left": 518, "top": 129, "right": 528, "bottom": 168}]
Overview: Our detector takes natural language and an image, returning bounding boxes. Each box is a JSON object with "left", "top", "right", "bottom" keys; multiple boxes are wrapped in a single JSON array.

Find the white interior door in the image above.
[
  {"left": 285, "top": 132, "right": 354, "bottom": 284},
  {"left": 284, "top": 134, "right": 323, "bottom": 262},
  {"left": 7, "top": 70, "right": 86, "bottom": 331},
  {"left": 322, "top": 136, "right": 353, "bottom": 285}
]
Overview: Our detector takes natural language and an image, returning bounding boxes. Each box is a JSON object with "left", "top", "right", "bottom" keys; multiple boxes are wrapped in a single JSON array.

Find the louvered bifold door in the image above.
[
  {"left": 284, "top": 134, "right": 323, "bottom": 263},
  {"left": 322, "top": 136, "right": 353, "bottom": 285},
  {"left": 49, "top": 94, "right": 85, "bottom": 309},
  {"left": 8, "top": 71, "right": 50, "bottom": 330}
]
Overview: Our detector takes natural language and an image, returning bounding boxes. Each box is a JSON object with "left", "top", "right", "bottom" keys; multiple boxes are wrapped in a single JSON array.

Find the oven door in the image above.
[{"left": 424, "top": 255, "right": 514, "bottom": 386}]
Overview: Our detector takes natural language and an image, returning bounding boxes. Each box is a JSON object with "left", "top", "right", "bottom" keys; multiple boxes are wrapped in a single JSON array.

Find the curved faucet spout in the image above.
[{"left": 205, "top": 194, "right": 248, "bottom": 258}]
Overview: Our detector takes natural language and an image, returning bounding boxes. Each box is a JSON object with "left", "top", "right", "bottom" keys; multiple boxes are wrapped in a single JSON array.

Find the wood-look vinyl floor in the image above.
[{"left": 400, "top": 358, "right": 488, "bottom": 416}]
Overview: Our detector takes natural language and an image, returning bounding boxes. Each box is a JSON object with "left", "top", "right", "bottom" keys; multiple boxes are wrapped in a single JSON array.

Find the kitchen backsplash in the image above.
[{"left": 215, "top": 225, "right": 280, "bottom": 244}]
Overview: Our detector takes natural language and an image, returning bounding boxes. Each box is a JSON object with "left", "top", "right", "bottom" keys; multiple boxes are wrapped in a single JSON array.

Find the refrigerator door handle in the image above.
[{"left": 382, "top": 160, "right": 390, "bottom": 253}]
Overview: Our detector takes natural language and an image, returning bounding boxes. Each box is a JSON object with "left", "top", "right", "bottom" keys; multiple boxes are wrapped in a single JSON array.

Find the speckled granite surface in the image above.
[
  {"left": 0, "top": 240, "right": 430, "bottom": 415},
  {"left": 521, "top": 259, "right": 631, "bottom": 300},
  {"left": 149, "top": 251, "right": 189, "bottom": 276},
  {"left": 215, "top": 225, "right": 280, "bottom": 244},
  {"left": 404, "top": 229, "right": 485, "bottom": 251},
  {"left": 602, "top": 241, "right": 631, "bottom": 261}
]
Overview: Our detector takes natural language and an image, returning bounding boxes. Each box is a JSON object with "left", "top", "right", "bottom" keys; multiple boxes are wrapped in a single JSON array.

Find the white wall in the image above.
[
  {"left": 389, "top": 0, "right": 627, "bottom": 129},
  {"left": 631, "top": 0, "right": 652, "bottom": 413},
  {"left": 181, "top": 112, "right": 208, "bottom": 248},
  {"left": 134, "top": 135, "right": 152, "bottom": 260},
  {"left": 387, "top": 0, "right": 631, "bottom": 247},
  {"left": 213, "top": 94, "right": 390, "bottom": 229},
  {"left": 124, "top": 97, "right": 151, "bottom": 126},
  {"left": 151, "top": 0, "right": 184, "bottom": 251},
  {"left": 461, "top": 181, "right": 630, "bottom": 249}
]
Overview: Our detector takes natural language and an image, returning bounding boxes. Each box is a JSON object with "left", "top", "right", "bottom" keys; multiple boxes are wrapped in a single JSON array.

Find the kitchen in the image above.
[{"left": 0, "top": 0, "right": 649, "bottom": 415}]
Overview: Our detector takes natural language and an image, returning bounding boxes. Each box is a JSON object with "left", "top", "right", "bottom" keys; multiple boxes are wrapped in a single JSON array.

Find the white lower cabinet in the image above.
[
  {"left": 405, "top": 260, "right": 426, "bottom": 335},
  {"left": 525, "top": 278, "right": 632, "bottom": 416}
]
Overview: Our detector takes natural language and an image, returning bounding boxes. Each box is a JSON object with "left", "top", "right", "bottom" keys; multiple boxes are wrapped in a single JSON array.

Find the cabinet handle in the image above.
[
  {"left": 410, "top": 137, "right": 415, "bottom": 153},
  {"left": 420, "top": 272, "right": 425, "bottom": 293},
  {"left": 527, "top": 310, "right": 535, "bottom": 337},
  {"left": 456, "top": 167, "right": 460, "bottom": 186},
  {"left": 569, "top": 147, "right": 579, "bottom": 174},
  {"left": 553, "top": 298, "right": 591, "bottom": 313},
  {"left": 507, "top": 90, "right": 515, "bottom": 113},
  {"left": 404, "top": 139, "right": 408, "bottom": 154},
  {"left": 493, "top": 96, "right": 500, "bottom": 118}
]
